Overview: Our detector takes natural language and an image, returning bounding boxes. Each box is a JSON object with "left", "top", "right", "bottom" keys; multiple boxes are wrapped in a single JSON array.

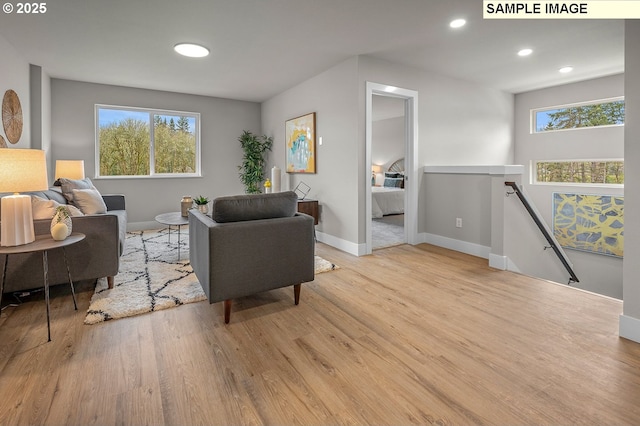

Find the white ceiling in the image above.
[{"left": 0, "top": 0, "right": 624, "bottom": 103}]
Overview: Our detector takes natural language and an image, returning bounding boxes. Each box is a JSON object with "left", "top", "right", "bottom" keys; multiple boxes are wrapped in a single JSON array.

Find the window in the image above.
[
  {"left": 96, "top": 105, "right": 200, "bottom": 177},
  {"left": 532, "top": 98, "right": 624, "bottom": 133},
  {"left": 535, "top": 160, "right": 624, "bottom": 185}
]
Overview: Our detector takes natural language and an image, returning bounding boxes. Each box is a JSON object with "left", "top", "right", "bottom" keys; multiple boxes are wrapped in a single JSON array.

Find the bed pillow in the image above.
[
  {"left": 31, "top": 196, "right": 84, "bottom": 220},
  {"left": 383, "top": 177, "right": 403, "bottom": 188},
  {"left": 72, "top": 188, "right": 108, "bottom": 214}
]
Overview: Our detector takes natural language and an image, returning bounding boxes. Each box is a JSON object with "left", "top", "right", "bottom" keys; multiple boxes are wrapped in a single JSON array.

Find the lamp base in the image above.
[{"left": 1, "top": 194, "right": 35, "bottom": 247}]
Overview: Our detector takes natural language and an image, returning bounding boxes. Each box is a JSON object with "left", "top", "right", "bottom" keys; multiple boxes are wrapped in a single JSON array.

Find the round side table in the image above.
[{"left": 0, "top": 233, "right": 86, "bottom": 342}]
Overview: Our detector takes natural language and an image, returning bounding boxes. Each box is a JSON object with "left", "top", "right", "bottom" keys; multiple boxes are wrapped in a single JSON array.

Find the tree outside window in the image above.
[{"left": 96, "top": 106, "right": 200, "bottom": 177}]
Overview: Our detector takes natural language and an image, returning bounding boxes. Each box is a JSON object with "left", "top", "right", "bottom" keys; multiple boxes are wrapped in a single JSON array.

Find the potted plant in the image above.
[
  {"left": 50, "top": 205, "right": 72, "bottom": 240},
  {"left": 238, "top": 130, "right": 273, "bottom": 194},
  {"left": 194, "top": 195, "right": 210, "bottom": 214}
]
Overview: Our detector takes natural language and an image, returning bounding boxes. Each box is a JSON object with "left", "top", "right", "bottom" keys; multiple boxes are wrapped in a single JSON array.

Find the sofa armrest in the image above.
[{"left": 102, "top": 194, "right": 126, "bottom": 211}]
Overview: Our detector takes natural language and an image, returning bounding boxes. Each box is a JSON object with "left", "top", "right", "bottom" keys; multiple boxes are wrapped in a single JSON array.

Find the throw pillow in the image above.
[
  {"left": 383, "top": 177, "right": 403, "bottom": 188},
  {"left": 72, "top": 188, "right": 107, "bottom": 215},
  {"left": 59, "top": 177, "right": 97, "bottom": 204},
  {"left": 31, "top": 195, "right": 84, "bottom": 220}
]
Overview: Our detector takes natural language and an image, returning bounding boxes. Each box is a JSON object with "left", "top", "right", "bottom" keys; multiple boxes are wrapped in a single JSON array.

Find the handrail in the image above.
[{"left": 505, "top": 181, "right": 579, "bottom": 284}]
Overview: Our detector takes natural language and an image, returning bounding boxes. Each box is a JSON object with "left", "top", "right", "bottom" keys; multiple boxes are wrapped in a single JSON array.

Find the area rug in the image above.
[{"left": 85, "top": 228, "right": 338, "bottom": 324}]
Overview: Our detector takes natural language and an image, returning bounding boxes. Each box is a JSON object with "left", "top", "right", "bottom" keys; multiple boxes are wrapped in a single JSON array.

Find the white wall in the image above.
[
  {"left": 0, "top": 34, "right": 30, "bottom": 148},
  {"left": 621, "top": 21, "right": 640, "bottom": 343},
  {"left": 514, "top": 75, "right": 624, "bottom": 299},
  {"left": 51, "top": 79, "right": 261, "bottom": 228}
]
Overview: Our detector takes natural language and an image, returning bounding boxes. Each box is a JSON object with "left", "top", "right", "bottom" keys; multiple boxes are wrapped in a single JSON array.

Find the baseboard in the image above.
[
  {"left": 315, "top": 231, "right": 363, "bottom": 256},
  {"left": 620, "top": 314, "right": 640, "bottom": 344},
  {"left": 489, "top": 253, "right": 507, "bottom": 270},
  {"left": 418, "top": 233, "right": 491, "bottom": 259}
]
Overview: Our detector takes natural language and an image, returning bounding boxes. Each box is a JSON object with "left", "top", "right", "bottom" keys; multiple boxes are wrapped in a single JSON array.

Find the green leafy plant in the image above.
[
  {"left": 193, "top": 195, "right": 209, "bottom": 205},
  {"left": 238, "top": 130, "right": 273, "bottom": 194},
  {"left": 54, "top": 205, "right": 70, "bottom": 222}
]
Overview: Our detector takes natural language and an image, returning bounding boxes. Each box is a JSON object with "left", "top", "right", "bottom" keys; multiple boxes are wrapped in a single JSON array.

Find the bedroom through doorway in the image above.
[{"left": 371, "top": 94, "right": 406, "bottom": 250}]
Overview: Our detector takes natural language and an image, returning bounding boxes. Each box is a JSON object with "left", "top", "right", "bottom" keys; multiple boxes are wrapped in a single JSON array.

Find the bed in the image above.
[{"left": 372, "top": 158, "right": 405, "bottom": 219}]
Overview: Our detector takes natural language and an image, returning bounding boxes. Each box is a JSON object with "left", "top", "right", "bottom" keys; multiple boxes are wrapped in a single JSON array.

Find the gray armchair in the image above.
[{"left": 188, "top": 191, "right": 315, "bottom": 323}]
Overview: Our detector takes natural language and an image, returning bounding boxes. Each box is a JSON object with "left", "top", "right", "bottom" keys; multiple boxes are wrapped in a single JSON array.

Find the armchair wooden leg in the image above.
[
  {"left": 294, "top": 284, "right": 301, "bottom": 305},
  {"left": 224, "top": 299, "right": 232, "bottom": 324},
  {"left": 107, "top": 276, "right": 114, "bottom": 289}
]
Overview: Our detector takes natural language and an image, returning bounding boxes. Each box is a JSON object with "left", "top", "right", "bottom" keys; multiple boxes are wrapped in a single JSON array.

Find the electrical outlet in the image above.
[{"left": 456, "top": 217, "right": 462, "bottom": 228}]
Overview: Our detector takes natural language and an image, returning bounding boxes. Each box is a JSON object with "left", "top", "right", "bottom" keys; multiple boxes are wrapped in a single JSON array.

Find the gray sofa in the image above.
[
  {"left": 0, "top": 189, "right": 127, "bottom": 294},
  {"left": 189, "top": 191, "right": 315, "bottom": 323}
]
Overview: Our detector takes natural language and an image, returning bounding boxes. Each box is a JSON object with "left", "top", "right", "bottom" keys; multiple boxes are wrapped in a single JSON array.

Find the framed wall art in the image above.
[
  {"left": 285, "top": 112, "right": 316, "bottom": 173},
  {"left": 553, "top": 192, "right": 624, "bottom": 257}
]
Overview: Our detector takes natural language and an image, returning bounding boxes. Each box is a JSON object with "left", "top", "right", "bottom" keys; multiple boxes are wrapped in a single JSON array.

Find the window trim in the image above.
[
  {"left": 531, "top": 159, "right": 624, "bottom": 188},
  {"left": 530, "top": 96, "right": 624, "bottom": 134},
  {"left": 95, "top": 104, "right": 202, "bottom": 179}
]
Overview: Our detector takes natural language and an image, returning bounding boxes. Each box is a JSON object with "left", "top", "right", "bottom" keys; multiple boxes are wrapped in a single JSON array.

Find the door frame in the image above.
[{"left": 365, "top": 81, "right": 419, "bottom": 254}]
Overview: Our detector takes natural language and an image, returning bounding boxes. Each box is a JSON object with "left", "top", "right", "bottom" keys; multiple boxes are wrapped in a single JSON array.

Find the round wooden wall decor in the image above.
[
  {"left": 2, "top": 89, "right": 23, "bottom": 144},
  {"left": 0, "top": 135, "right": 6, "bottom": 148}
]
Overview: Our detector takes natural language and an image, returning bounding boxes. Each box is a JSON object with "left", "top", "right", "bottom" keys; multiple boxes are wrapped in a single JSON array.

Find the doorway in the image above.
[
  {"left": 371, "top": 95, "right": 406, "bottom": 249},
  {"left": 365, "top": 82, "right": 419, "bottom": 255}
]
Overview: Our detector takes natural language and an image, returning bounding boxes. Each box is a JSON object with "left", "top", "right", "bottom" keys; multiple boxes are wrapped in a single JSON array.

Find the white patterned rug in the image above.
[{"left": 85, "top": 228, "right": 338, "bottom": 324}]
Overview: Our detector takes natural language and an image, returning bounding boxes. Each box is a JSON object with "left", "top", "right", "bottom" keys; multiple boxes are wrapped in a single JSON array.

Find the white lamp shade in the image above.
[
  {"left": 0, "top": 149, "right": 48, "bottom": 193},
  {"left": 55, "top": 160, "right": 85, "bottom": 180},
  {"left": 0, "top": 149, "right": 48, "bottom": 246}
]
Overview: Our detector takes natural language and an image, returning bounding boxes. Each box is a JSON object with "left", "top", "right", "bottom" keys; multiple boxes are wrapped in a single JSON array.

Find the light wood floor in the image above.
[{"left": 1, "top": 242, "right": 639, "bottom": 425}]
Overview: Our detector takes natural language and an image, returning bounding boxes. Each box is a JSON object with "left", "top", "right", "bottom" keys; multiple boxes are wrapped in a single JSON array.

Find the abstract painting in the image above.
[
  {"left": 285, "top": 112, "right": 316, "bottom": 173},
  {"left": 553, "top": 193, "right": 624, "bottom": 258}
]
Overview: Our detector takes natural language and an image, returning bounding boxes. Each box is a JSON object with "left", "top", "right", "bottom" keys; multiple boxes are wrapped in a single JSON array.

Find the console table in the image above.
[
  {"left": 297, "top": 199, "right": 319, "bottom": 225},
  {"left": 0, "top": 233, "right": 85, "bottom": 342}
]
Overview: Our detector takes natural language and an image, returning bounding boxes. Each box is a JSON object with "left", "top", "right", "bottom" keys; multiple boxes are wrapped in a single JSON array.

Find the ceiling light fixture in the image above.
[
  {"left": 449, "top": 18, "right": 466, "bottom": 29},
  {"left": 174, "top": 43, "right": 210, "bottom": 58},
  {"left": 559, "top": 66, "right": 574, "bottom": 73},
  {"left": 518, "top": 48, "right": 533, "bottom": 57}
]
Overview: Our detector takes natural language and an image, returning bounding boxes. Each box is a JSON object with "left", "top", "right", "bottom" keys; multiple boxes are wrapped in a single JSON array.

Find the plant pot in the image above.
[
  {"left": 197, "top": 204, "right": 209, "bottom": 214},
  {"left": 50, "top": 209, "right": 72, "bottom": 240}
]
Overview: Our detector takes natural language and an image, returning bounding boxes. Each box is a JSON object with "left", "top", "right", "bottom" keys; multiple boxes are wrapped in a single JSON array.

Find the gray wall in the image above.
[
  {"left": 51, "top": 79, "right": 261, "bottom": 227},
  {"left": 261, "top": 55, "right": 514, "bottom": 252},
  {"left": 372, "top": 116, "right": 405, "bottom": 183},
  {"left": 262, "top": 57, "right": 360, "bottom": 248},
  {"left": 514, "top": 74, "right": 624, "bottom": 299},
  {"left": 356, "top": 56, "right": 514, "bottom": 245},
  {"left": 622, "top": 21, "right": 640, "bottom": 341},
  {"left": 0, "top": 34, "right": 31, "bottom": 149},
  {"left": 423, "top": 173, "right": 492, "bottom": 248}
]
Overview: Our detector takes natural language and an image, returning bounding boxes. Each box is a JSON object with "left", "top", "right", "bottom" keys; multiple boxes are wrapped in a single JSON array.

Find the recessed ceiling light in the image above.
[
  {"left": 559, "top": 66, "right": 574, "bottom": 73},
  {"left": 518, "top": 48, "right": 533, "bottom": 57},
  {"left": 174, "top": 43, "right": 210, "bottom": 58},
  {"left": 449, "top": 18, "right": 466, "bottom": 29}
]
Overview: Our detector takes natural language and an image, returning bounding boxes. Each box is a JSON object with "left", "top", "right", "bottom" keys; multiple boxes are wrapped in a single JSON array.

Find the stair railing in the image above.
[{"left": 505, "top": 181, "right": 579, "bottom": 284}]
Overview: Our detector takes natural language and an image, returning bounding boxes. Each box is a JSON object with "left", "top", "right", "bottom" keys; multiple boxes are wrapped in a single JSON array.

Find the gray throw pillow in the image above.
[{"left": 59, "top": 177, "right": 97, "bottom": 204}]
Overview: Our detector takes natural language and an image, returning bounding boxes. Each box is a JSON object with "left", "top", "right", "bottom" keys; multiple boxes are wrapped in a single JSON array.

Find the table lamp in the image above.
[
  {"left": 54, "top": 160, "right": 85, "bottom": 183},
  {"left": 0, "top": 149, "right": 49, "bottom": 246}
]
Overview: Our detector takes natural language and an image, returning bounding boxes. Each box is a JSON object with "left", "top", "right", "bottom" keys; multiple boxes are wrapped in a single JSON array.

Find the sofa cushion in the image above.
[
  {"left": 212, "top": 191, "right": 297, "bottom": 223},
  {"left": 72, "top": 188, "right": 108, "bottom": 214},
  {"left": 59, "top": 177, "right": 97, "bottom": 204},
  {"left": 32, "top": 195, "right": 84, "bottom": 219}
]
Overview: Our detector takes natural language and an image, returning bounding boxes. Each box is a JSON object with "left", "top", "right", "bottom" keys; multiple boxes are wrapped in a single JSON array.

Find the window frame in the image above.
[
  {"left": 95, "top": 104, "right": 202, "bottom": 179},
  {"left": 531, "top": 159, "right": 624, "bottom": 188},
  {"left": 530, "top": 96, "right": 625, "bottom": 134}
]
